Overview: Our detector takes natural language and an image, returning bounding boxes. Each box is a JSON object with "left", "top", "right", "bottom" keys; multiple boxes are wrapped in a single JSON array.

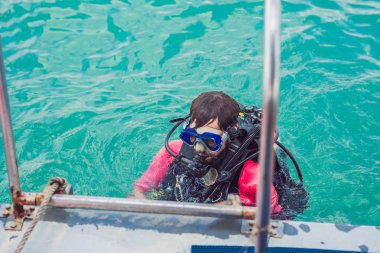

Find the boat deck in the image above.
[{"left": 1, "top": 205, "right": 379, "bottom": 252}]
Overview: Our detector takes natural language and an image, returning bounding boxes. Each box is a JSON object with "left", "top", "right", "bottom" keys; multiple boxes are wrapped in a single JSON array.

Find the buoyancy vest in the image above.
[{"left": 153, "top": 116, "right": 262, "bottom": 203}]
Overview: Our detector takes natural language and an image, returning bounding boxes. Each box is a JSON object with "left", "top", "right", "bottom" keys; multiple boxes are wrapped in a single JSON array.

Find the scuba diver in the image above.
[{"left": 133, "top": 91, "right": 308, "bottom": 219}]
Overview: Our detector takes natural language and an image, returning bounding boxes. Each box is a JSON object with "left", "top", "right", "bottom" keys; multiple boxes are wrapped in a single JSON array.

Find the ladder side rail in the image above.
[
  {"left": 254, "top": 0, "right": 282, "bottom": 252},
  {"left": 0, "top": 37, "right": 22, "bottom": 203}
]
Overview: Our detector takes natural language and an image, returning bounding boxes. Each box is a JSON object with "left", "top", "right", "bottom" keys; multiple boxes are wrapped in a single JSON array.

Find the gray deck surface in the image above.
[{"left": 1, "top": 206, "right": 379, "bottom": 253}]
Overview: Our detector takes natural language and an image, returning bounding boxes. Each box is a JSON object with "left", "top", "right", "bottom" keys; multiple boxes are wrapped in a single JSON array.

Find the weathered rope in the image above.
[{"left": 14, "top": 177, "right": 67, "bottom": 253}]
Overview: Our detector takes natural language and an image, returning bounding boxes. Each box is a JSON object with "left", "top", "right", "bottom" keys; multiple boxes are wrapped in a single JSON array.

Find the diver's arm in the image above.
[
  {"left": 238, "top": 160, "right": 282, "bottom": 214},
  {"left": 132, "top": 188, "right": 147, "bottom": 199},
  {"left": 131, "top": 140, "right": 183, "bottom": 198}
]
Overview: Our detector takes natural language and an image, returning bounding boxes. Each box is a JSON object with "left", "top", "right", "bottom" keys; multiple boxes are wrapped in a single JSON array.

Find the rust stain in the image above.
[
  {"left": 13, "top": 203, "right": 25, "bottom": 219},
  {"left": 10, "top": 186, "right": 27, "bottom": 219}
]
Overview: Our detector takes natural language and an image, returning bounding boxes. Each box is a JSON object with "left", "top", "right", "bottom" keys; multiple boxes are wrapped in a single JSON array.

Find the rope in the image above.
[{"left": 14, "top": 177, "right": 67, "bottom": 253}]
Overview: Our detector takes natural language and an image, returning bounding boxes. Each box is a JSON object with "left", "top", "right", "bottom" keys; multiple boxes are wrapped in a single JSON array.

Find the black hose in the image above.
[
  {"left": 219, "top": 141, "right": 304, "bottom": 186},
  {"left": 275, "top": 140, "right": 303, "bottom": 183},
  {"left": 207, "top": 151, "right": 259, "bottom": 201},
  {"left": 165, "top": 115, "right": 190, "bottom": 159},
  {"left": 228, "top": 151, "right": 259, "bottom": 173},
  {"left": 221, "top": 125, "right": 260, "bottom": 171}
]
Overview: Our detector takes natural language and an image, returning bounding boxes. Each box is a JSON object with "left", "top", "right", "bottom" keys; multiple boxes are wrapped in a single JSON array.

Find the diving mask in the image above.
[{"left": 180, "top": 125, "right": 229, "bottom": 152}]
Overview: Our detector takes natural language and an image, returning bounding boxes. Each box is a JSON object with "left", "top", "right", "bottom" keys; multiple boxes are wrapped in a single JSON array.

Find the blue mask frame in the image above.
[{"left": 180, "top": 126, "right": 229, "bottom": 152}]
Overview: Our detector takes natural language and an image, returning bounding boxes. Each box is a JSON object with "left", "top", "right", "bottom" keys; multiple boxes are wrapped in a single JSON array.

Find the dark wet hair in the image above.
[{"left": 189, "top": 91, "right": 240, "bottom": 131}]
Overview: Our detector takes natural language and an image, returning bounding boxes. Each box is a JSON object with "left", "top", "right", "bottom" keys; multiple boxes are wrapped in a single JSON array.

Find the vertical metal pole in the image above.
[
  {"left": 0, "top": 37, "right": 22, "bottom": 203},
  {"left": 254, "top": 0, "right": 281, "bottom": 252}
]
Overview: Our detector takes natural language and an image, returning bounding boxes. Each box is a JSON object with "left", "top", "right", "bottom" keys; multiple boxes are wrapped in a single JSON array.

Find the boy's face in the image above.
[{"left": 189, "top": 118, "right": 228, "bottom": 162}]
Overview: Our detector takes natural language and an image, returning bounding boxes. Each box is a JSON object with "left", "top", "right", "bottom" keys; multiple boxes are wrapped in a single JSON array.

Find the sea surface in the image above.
[{"left": 0, "top": 0, "right": 379, "bottom": 225}]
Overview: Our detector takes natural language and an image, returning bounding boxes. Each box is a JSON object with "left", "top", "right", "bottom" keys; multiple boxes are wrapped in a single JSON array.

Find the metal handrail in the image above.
[
  {"left": 0, "top": 37, "right": 21, "bottom": 203},
  {"left": 254, "top": 0, "right": 282, "bottom": 252},
  {"left": 43, "top": 194, "right": 255, "bottom": 218}
]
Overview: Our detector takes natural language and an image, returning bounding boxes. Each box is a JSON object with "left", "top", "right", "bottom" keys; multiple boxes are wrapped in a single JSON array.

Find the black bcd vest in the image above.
[
  {"left": 149, "top": 114, "right": 309, "bottom": 219},
  {"left": 151, "top": 117, "right": 262, "bottom": 203}
]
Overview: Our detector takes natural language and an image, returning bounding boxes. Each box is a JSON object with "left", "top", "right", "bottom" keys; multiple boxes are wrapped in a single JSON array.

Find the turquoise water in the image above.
[{"left": 0, "top": 0, "right": 379, "bottom": 225}]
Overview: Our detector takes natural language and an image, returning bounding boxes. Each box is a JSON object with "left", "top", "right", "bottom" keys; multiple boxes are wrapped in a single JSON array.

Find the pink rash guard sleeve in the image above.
[
  {"left": 134, "top": 140, "right": 182, "bottom": 194},
  {"left": 238, "top": 160, "right": 282, "bottom": 214}
]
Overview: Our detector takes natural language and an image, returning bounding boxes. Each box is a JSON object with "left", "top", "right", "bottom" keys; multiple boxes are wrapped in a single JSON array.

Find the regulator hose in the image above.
[{"left": 275, "top": 140, "right": 303, "bottom": 184}]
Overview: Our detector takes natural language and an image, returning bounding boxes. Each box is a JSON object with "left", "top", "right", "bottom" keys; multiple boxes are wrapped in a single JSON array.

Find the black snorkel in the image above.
[{"left": 165, "top": 115, "right": 189, "bottom": 159}]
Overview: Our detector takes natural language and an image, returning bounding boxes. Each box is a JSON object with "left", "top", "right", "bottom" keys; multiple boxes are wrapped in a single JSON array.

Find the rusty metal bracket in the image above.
[
  {"left": 241, "top": 219, "right": 284, "bottom": 238},
  {"left": 2, "top": 205, "right": 37, "bottom": 231},
  {"left": 2, "top": 183, "right": 73, "bottom": 231}
]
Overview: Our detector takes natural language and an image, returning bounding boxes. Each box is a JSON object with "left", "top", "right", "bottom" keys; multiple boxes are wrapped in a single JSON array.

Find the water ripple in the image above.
[{"left": 0, "top": 0, "right": 379, "bottom": 225}]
